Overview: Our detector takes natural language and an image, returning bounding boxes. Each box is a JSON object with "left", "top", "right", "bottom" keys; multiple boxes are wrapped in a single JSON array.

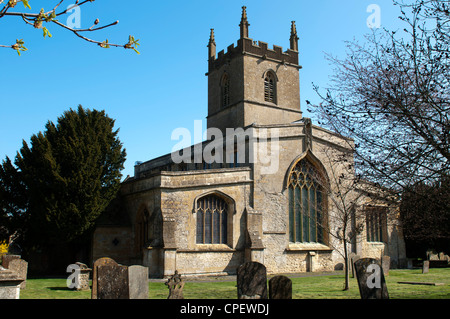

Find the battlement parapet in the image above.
[{"left": 209, "top": 37, "right": 299, "bottom": 72}]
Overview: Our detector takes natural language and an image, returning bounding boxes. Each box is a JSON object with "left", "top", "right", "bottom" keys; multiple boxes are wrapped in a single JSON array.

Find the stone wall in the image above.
[{"left": 92, "top": 226, "right": 133, "bottom": 265}]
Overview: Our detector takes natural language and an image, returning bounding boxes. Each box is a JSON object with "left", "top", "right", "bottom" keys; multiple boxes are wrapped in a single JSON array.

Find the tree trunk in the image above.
[{"left": 343, "top": 240, "right": 350, "bottom": 291}]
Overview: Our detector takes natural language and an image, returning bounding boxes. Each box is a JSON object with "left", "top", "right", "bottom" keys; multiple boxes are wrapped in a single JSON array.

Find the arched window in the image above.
[
  {"left": 288, "top": 158, "right": 326, "bottom": 244},
  {"left": 264, "top": 72, "right": 276, "bottom": 103},
  {"left": 221, "top": 73, "right": 230, "bottom": 108},
  {"left": 196, "top": 195, "right": 228, "bottom": 244}
]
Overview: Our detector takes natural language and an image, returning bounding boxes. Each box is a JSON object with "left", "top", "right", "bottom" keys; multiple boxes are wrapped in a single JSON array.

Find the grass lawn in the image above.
[{"left": 20, "top": 268, "right": 450, "bottom": 299}]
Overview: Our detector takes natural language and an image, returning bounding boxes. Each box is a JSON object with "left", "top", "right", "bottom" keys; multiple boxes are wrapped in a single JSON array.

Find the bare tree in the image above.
[
  {"left": 0, "top": 0, "right": 140, "bottom": 55},
  {"left": 309, "top": 0, "right": 449, "bottom": 194},
  {"left": 292, "top": 146, "right": 398, "bottom": 291}
]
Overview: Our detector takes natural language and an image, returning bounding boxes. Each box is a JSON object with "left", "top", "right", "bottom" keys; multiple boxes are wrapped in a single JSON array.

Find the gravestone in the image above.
[
  {"left": 8, "top": 258, "right": 28, "bottom": 289},
  {"left": 350, "top": 254, "right": 360, "bottom": 278},
  {"left": 92, "top": 257, "right": 128, "bottom": 299},
  {"left": 268, "top": 275, "right": 292, "bottom": 299},
  {"left": 91, "top": 257, "right": 119, "bottom": 299},
  {"left": 97, "top": 263, "right": 129, "bottom": 299},
  {"left": 381, "top": 256, "right": 391, "bottom": 276},
  {"left": 422, "top": 260, "right": 430, "bottom": 274},
  {"left": 165, "top": 270, "right": 184, "bottom": 299},
  {"left": 354, "top": 258, "right": 389, "bottom": 299},
  {"left": 128, "top": 265, "right": 149, "bottom": 299},
  {"left": 237, "top": 262, "right": 268, "bottom": 299},
  {"left": 91, "top": 257, "right": 149, "bottom": 299}
]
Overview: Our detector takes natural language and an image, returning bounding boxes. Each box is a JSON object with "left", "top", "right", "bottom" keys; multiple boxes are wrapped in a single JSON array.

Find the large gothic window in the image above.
[
  {"left": 288, "top": 158, "right": 326, "bottom": 244},
  {"left": 365, "top": 206, "right": 387, "bottom": 242},
  {"left": 196, "top": 195, "right": 228, "bottom": 244},
  {"left": 264, "top": 72, "right": 276, "bottom": 103}
]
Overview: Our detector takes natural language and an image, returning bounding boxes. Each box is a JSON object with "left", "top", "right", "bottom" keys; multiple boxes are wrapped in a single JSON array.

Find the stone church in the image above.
[{"left": 92, "top": 7, "right": 406, "bottom": 278}]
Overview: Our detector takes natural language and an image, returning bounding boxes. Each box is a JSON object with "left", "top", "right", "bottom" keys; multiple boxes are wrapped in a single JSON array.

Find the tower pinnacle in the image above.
[
  {"left": 290, "top": 21, "right": 299, "bottom": 51},
  {"left": 239, "top": 6, "right": 250, "bottom": 39},
  {"left": 208, "top": 28, "right": 216, "bottom": 60}
]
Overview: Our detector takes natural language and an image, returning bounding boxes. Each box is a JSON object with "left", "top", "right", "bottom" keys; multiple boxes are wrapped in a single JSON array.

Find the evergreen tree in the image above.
[{"left": 1, "top": 105, "right": 126, "bottom": 247}]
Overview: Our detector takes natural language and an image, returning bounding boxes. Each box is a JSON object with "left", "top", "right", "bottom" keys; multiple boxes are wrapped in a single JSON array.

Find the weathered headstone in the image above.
[
  {"left": 165, "top": 270, "right": 184, "bottom": 299},
  {"left": 381, "top": 256, "right": 391, "bottom": 276},
  {"left": 354, "top": 258, "right": 389, "bottom": 299},
  {"left": 237, "top": 261, "right": 268, "bottom": 299},
  {"left": 268, "top": 275, "right": 292, "bottom": 299},
  {"left": 422, "top": 260, "right": 430, "bottom": 274},
  {"left": 8, "top": 258, "right": 28, "bottom": 289},
  {"left": 92, "top": 257, "right": 128, "bottom": 299},
  {"left": 92, "top": 257, "right": 117, "bottom": 298},
  {"left": 91, "top": 257, "right": 149, "bottom": 299},
  {"left": 97, "top": 263, "right": 129, "bottom": 299},
  {"left": 128, "top": 265, "right": 149, "bottom": 299}
]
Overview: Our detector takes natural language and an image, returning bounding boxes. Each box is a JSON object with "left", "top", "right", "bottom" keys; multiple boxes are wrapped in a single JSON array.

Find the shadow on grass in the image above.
[{"left": 47, "top": 287, "right": 72, "bottom": 291}]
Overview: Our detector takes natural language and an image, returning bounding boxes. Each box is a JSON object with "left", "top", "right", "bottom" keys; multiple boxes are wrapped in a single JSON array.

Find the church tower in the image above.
[{"left": 206, "top": 6, "right": 303, "bottom": 132}]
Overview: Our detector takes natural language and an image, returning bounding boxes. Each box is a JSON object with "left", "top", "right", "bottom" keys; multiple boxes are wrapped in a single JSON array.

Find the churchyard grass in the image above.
[{"left": 19, "top": 268, "right": 450, "bottom": 299}]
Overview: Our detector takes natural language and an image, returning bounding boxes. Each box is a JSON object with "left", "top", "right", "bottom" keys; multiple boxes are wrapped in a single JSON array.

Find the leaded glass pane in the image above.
[{"left": 289, "top": 187, "right": 295, "bottom": 242}]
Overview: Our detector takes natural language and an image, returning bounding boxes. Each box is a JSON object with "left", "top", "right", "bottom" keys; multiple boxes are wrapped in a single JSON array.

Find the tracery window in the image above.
[
  {"left": 196, "top": 195, "right": 228, "bottom": 244},
  {"left": 288, "top": 158, "right": 326, "bottom": 244},
  {"left": 365, "top": 206, "right": 387, "bottom": 242},
  {"left": 264, "top": 72, "right": 276, "bottom": 103}
]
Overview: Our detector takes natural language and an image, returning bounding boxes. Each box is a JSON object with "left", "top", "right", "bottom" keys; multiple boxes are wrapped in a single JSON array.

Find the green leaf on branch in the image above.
[
  {"left": 11, "top": 39, "right": 28, "bottom": 56},
  {"left": 43, "top": 27, "right": 52, "bottom": 38},
  {"left": 22, "top": 0, "right": 31, "bottom": 10},
  {"left": 124, "top": 35, "right": 140, "bottom": 54},
  {"left": 99, "top": 39, "right": 110, "bottom": 48}
]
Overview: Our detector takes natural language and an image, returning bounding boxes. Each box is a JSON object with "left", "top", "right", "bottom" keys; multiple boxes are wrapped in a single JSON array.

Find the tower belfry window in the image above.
[
  {"left": 221, "top": 74, "right": 230, "bottom": 108},
  {"left": 264, "top": 73, "right": 276, "bottom": 103}
]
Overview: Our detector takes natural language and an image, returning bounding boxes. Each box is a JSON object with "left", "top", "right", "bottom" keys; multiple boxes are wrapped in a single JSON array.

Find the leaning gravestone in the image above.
[
  {"left": 268, "top": 275, "right": 292, "bottom": 299},
  {"left": 422, "top": 260, "right": 430, "bottom": 274},
  {"left": 237, "top": 262, "right": 268, "bottom": 299},
  {"left": 354, "top": 258, "right": 389, "bottom": 299}
]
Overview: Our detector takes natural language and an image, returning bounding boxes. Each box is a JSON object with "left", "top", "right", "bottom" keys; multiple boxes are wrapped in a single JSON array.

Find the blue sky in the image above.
[{"left": 0, "top": 0, "right": 405, "bottom": 178}]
